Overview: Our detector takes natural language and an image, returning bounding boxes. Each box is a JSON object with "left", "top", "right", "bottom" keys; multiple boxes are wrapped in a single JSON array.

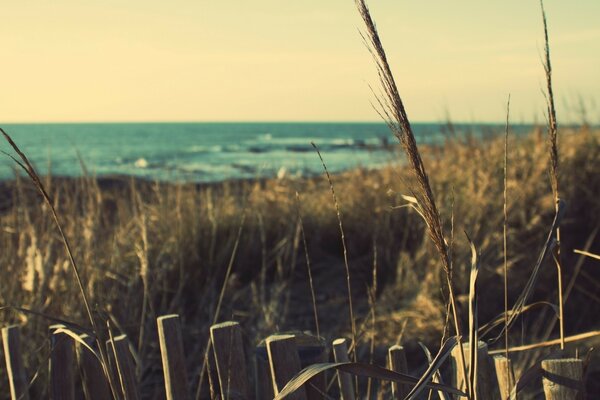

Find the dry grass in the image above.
[{"left": 0, "top": 125, "right": 598, "bottom": 397}]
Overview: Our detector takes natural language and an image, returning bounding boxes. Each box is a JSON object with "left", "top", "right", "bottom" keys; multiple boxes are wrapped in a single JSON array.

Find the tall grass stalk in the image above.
[
  {"left": 1, "top": 128, "right": 120, "bottom": 398},
  {"left": 355, "top": 0, "right": 457, "bottom": 328},
  {"left": 540, "top": 0, "right": 564, "bottom": 350},
  {"left": 354, "top": 0, "right": 468, "bottom": 385},
  {"left": 503, "top": 95, "right": 511, "bottom": 398},
  {"left": 135, "top": 207, "right": 150, "bottom": 376},
  {"left": 295, "top": 192, "right": 321, "bottom": 338},
  {"left": 0, "top": 129, "right": 95, "bottom": 332},
  {"left": 311, "top": 142, "right": 357, "bottom": 363},
  {"left": 366, "top": 240, "right": 377, "bottom": 398}
]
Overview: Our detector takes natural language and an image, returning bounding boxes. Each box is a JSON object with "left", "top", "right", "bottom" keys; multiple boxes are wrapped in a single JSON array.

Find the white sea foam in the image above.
[
  {"left": 331, "top": 138, "right": 354, "bottom": 145},
  {"left": 188, "top": 145, "right": 223, "bottom": 153},
  {"left": 134, "top": 158, "right": 149, "bottom": 168}
]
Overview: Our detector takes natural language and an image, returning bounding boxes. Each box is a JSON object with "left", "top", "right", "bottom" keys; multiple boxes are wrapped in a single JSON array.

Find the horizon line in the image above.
[{"left": 1, "top": 119, "right": 552, "bottom": 126}]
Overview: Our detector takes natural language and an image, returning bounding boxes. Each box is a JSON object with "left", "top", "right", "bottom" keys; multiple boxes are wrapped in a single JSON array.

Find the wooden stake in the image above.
[
  {"left": 450, "top": 341, "right": 500, "bottom": 400},
  {"left": 332, "top": 338, "right": 355, "bottom": 400},
  {"left": 107, "top": 334, "right": 140, "bottom": 400},
  {"left": 2, "top": 325, "right": 30, "bottom": 400},
  {"left": 266, "top": 334, "right": 307, "bottom": 400},
  {"left": 493, "top": 356, "right": 515, "bottom": 400},
  {"left": 210, "top": 321, "right": 249, "bottom": 399},
  {"left": 541, "top": 358, "right": 583, "bottom": 400},
  {"left": 255, "top": 344, "right": 274, "bottom": 400},
  {"left": 49, "top": 324, "right": 75, "bottom": 400},
  {"left": 158, "top": 315, "right": 190, "bottom": 400},
  {"left": 77, "top": 334, "right": 112, "bottom": 400},
  {"left": 388, "top": 345, "right": 410, "bottom": 399}
]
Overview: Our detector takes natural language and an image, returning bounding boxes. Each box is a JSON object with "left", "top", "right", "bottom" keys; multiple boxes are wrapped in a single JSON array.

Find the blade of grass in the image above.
[
  {"left": 0, "top": 306, "right": 92, "bottom": 334},
  {"left": 418, "top": 342, "right": 450, "bottom": 400},
  {"left": 274, "top": 358, "right": 465, "bottom": 400},
  {"left": 489, "top": 331, "right": 600, "bottom": 355},
  {"left": 573, "top": 249, "right": 600, "bottom": 262},
  {"left": 466, "top": 233, "right": 480, "bottom": 400},
  {"left": 404, "top": 336, "right": 461, "bottom": 400}
]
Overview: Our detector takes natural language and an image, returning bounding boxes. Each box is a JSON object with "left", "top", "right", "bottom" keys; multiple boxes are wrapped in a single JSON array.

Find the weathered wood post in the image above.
[
  {"left": 210, "top": 321, "right": 249, "bottom": 400},
  {"left": 158, "top": 315, "right": 190, "bottom": 400},
  {"left": 266, "top": 334, "right": 308, "bottom": 400},
  {"left": 450, "top": 340, "right": 501, "bottom": 400},
  {"left": 388, "top": 345, "right": 410, "bottom": 399},
  {"left": 332, "top": 338, "right": 355, "bottom": 400},
  {"left": 2, "top": 325, "right": 30, "bottom": 400},
  {"left": 257, "top": 332, "right": 326, "bottom": 400},
  {"left": 493, "top": 355, "right": 515, "bottom": 400},
  {"left": 49, "top": 324, "right": 75, "bottom": 400},
  {"left": 107, "top": 334, "right": 140, "bottom": 400},
  {"left": 77, "top": 333, "right": 112, "bottom": 400},
  {"left": 254, "top": 343, "right": 274, "bottom": 400},
  {"left": 541, "top": 358, "right": 584, "bottom": 400}
]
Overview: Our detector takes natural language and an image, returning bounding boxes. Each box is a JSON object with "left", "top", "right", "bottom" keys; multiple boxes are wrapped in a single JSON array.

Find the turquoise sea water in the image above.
[{"left": 0, "top": 122, "right": 532, "bottom": 182}]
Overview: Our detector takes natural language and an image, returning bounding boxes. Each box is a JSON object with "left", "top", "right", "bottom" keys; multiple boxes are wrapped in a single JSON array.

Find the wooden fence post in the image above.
[
  {"left": 388, "top": 345, "right": 410, "bottom": 399},
  {"left": 77, "top": 333, "right": 112, "bottom": 400},
  {"left": 332, "top": 338, "right": 355, "bottom": 400},
  {"left": 210, "top": 321, "right": 249, "bottom": 400},
  {"left": 107, "top": 334, "right": 140, "bottom": 400},
  {"left": 266, "top": 334, "right": 307, "bottom": 400},
  {"left": 158, "top": 315, "right": 190, "bottom": 400},
  {"left": 2, "top": 325, "right": 30, "bottom": 400},
  {"left": 493, "top": 355, "right": 515, "bottom": 400},
  {"left": 450, "top": 340, "right": 500, "bottom": 400},
  {"left": 254, "top": 344, "right": 274, "bottom": 400},
  {"left": 49, "top": 324, "right": 75, "bottom": 400},
  {"left": 541, "top": 358, "right": 584, "bottom": 400},
  {"left": 257, "top": 332, "right": 325, "bottom": 400}
]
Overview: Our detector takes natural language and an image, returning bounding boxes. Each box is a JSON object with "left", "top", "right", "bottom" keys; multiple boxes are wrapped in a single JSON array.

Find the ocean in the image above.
[{"left": 0, "top": 122, "right": 531, "bottom": 182}]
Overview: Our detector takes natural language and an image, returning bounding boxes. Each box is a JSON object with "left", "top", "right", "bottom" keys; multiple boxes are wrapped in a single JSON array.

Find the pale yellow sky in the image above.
[{"left": 1, "top": 1, "right": 598, "bottom": 123}]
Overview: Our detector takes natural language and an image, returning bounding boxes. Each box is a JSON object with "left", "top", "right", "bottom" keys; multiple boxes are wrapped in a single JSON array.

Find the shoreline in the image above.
[{"left": 0, "top": 121, "right": 557, "bottom": 184}]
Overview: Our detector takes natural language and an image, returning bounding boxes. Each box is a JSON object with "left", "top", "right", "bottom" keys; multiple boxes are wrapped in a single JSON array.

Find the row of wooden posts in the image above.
[{"left": 1, "top": 314, "right": 585, "bottom": 399}]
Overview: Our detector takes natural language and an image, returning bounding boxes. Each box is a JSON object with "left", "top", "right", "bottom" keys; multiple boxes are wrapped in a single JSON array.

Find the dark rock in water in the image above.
[
  {"left": 286, "top": 145, "right": 312, "bottom": 153},
  {"left": 247, "top": 146, "right": 269, "bottom": 154}
]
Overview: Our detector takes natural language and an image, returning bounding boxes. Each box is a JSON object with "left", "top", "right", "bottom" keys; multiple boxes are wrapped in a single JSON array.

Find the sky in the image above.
[{"left": 0, "top": 1, "right": 598, "bottom": 123}]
